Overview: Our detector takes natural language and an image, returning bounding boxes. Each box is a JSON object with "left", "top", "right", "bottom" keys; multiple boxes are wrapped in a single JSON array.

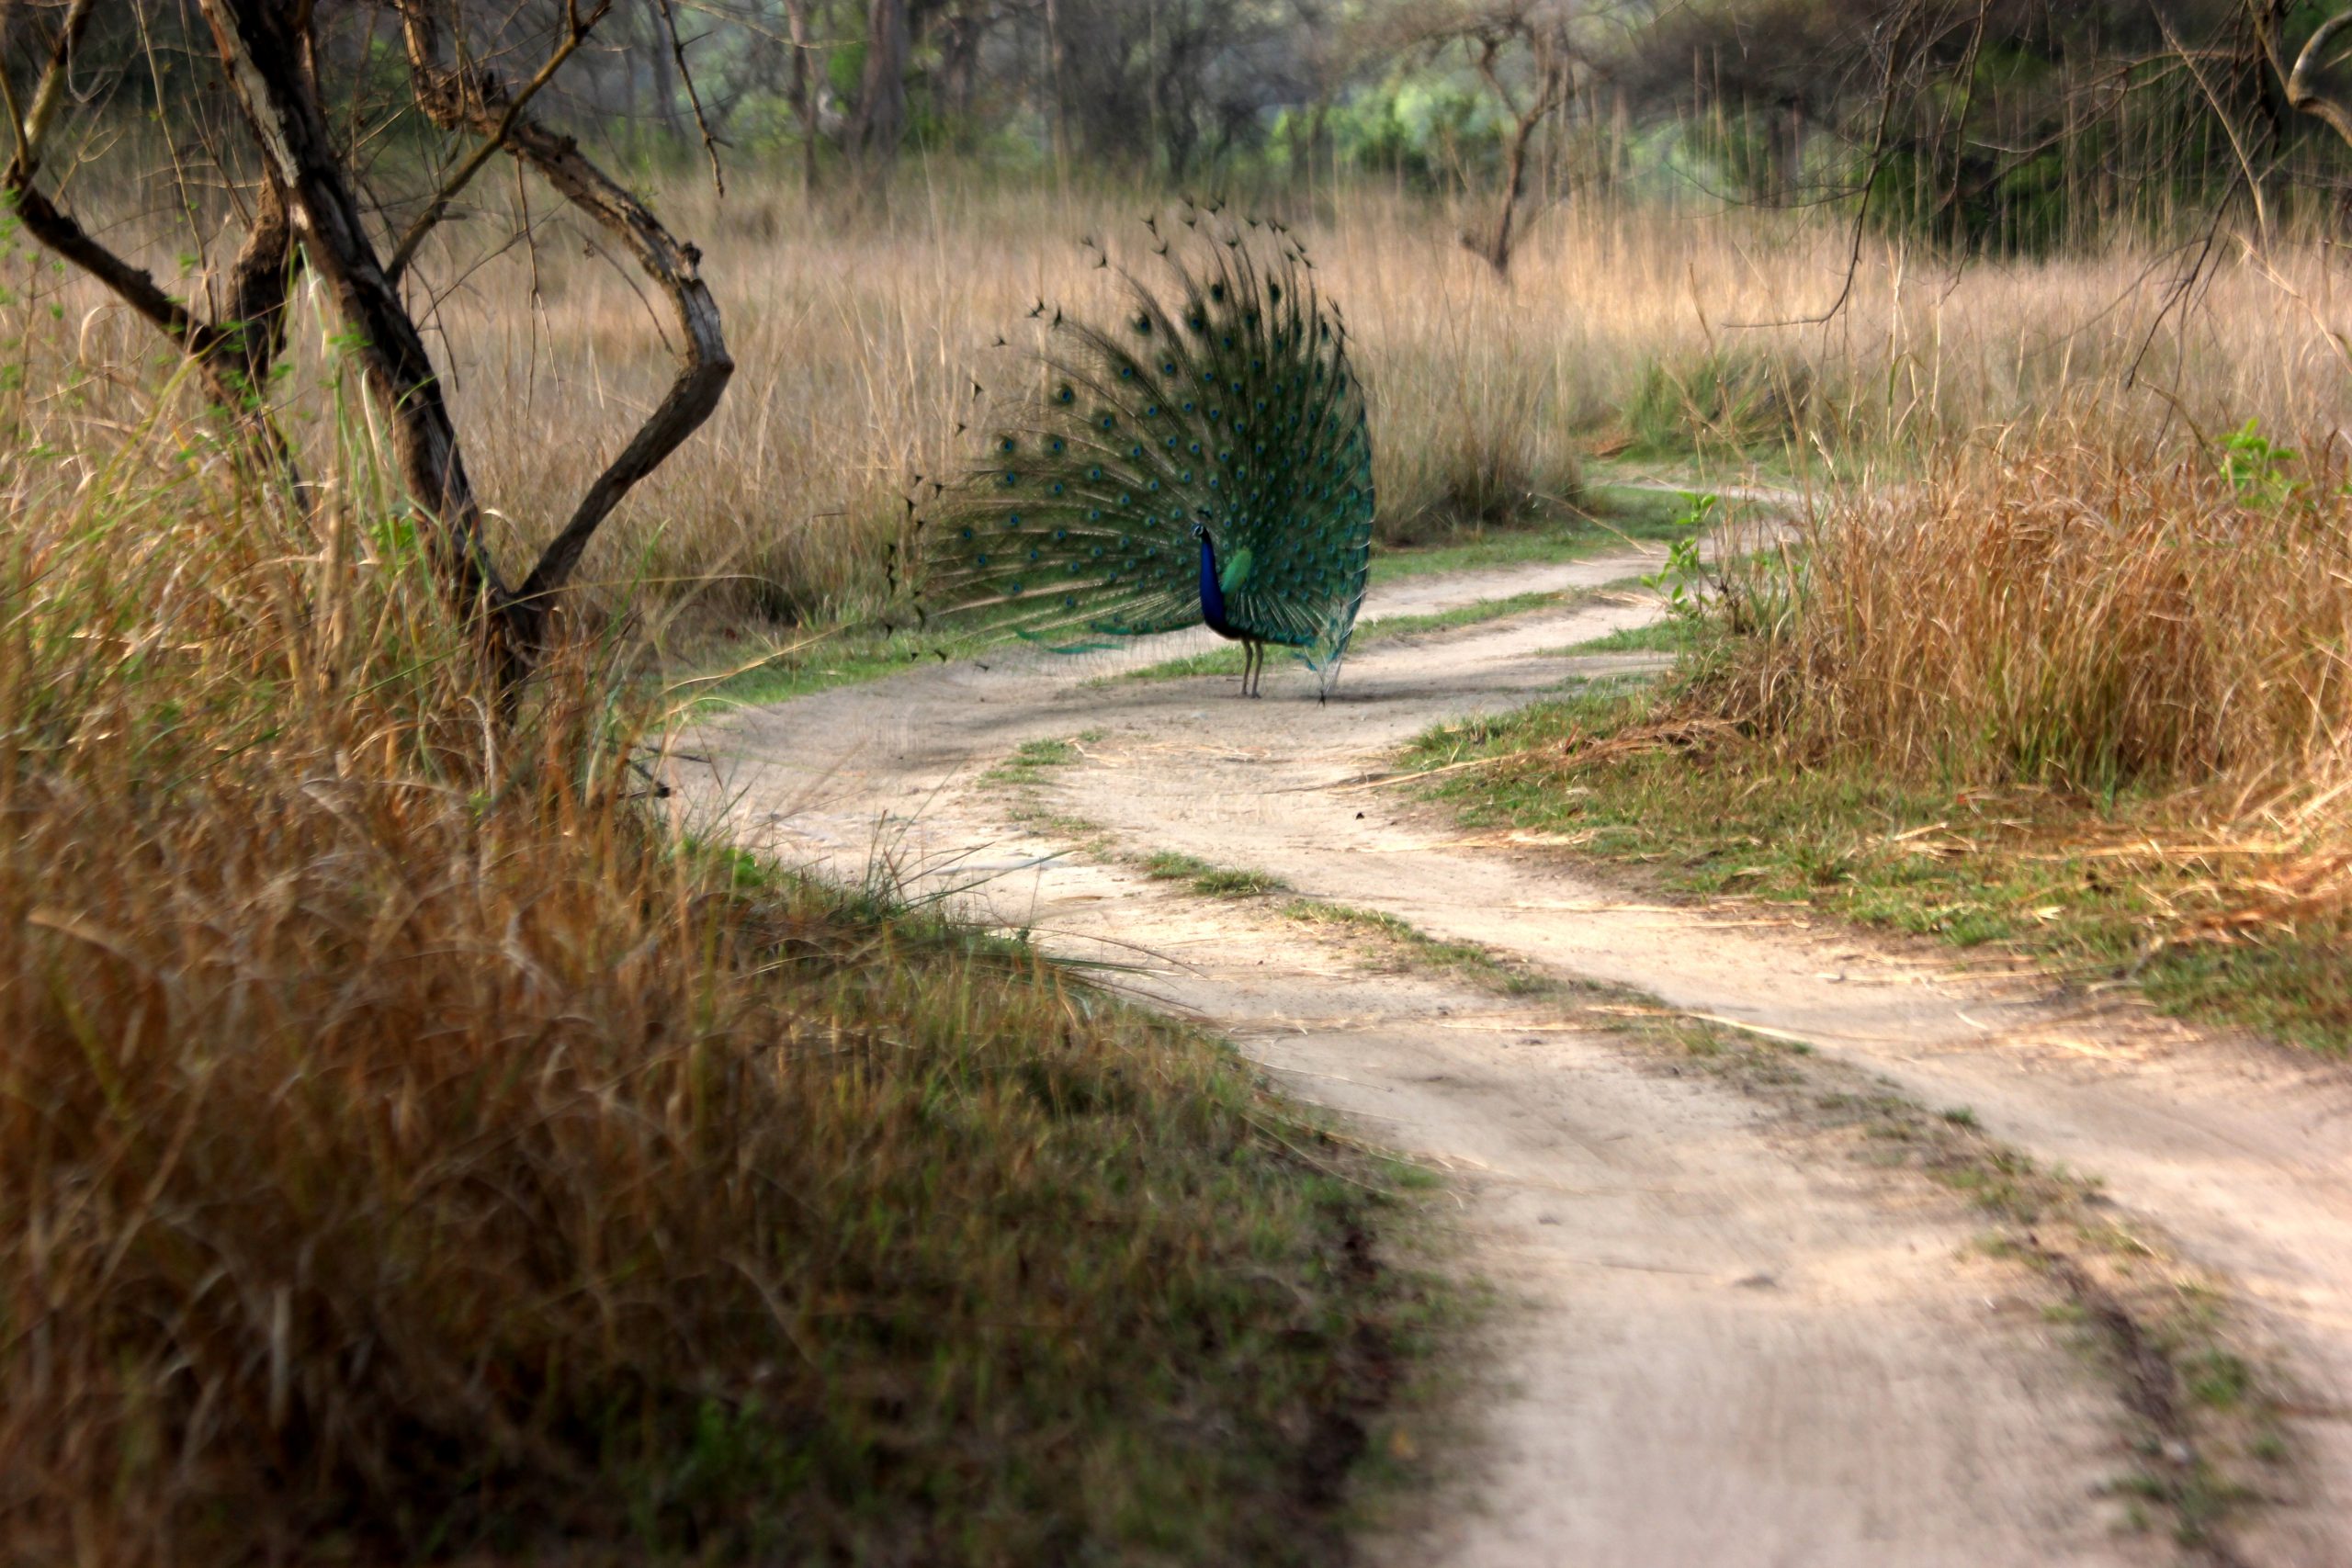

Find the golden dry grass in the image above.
[
  {"left": 454, "top": 187, "right": 2352, "bottom": 625},
  {"left": 40, "top": 178, "right": 2352, "bottom": 635},
  {"left": 17, "top": 168, "right": 2352, "bottom": 1560},
  {"left": 1677, "top": 419, "right": 2352, "bottom": 953},
  {"left": 0, "top": 380, "right": 1425, "bottom": 1562},
  {"left": 1710, "top": 430, "right": 2352, "bottom": 789}
]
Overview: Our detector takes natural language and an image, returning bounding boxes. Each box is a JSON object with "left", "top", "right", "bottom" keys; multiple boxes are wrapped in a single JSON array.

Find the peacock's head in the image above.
[{"left": 1188, "top": 520, "right": 1209, "bottom": 542}]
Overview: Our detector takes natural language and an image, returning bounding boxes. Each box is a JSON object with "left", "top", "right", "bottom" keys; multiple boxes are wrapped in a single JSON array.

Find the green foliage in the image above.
[
  {"left": 827, "top": 39, "right": 866, "bottom": 101},
  {"left": 1641, "top": 491, "right": 1719, "bottom": 622},
  {"left": 2217, "top": 419, "right": 2301, "bottom": 506},
  {"left": 1322, "top": 77, "right": 1498, "bottom": 188}
]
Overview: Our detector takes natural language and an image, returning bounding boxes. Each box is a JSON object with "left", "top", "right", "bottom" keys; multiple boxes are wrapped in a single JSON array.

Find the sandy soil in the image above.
[{"left": 688, "top": 541, "right": 2352, "bottom": 1566}]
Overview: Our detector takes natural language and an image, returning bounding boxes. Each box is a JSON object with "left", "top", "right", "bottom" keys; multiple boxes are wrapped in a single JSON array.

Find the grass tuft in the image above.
[
  {"left": 1280, "top": 899, "right": 1550, "bottom": 996},
  {"left": 1143, "top": 852, "right": 1294, "bottom": 897}
]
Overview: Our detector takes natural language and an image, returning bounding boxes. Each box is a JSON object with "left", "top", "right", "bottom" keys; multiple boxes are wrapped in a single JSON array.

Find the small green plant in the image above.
[
  {"left": 1641, "top": 492, "right": 1719, "bottom": 622},
  {"left": 2217, "top": 419, "right": 2300, "bottom": 506}
]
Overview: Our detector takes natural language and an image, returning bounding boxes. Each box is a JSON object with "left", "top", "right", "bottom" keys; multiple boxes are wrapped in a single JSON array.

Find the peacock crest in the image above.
[{"left": 907, "top": 209, "right": 1375, "bottom": 696}]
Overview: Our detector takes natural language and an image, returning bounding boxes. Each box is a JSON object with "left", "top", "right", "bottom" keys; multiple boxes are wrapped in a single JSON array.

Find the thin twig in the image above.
[
  {"left": 385, "top": 0, "right": 611, "bottom": 285},
  {"left": 654, "top": 0, "right": 727, "bottom": 196}
]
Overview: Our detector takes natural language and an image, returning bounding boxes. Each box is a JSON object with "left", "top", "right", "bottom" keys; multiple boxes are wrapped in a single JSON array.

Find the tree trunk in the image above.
[
  {"left": 786, "top": 0, "right": 820, "bottom": 188},
  {"left": 1469, "top": 112, "right": 1538, "bottom": 280},
  {"left": 190, "top": 0, "right": 733, "bottom": 687},
  {"left": 399, "top": 0, "right": 735, "bottom": 650},
  {"left": 1779, "top": 96, "right": 1807, "bottom": 206},
  {"left": 854, "top": 0, "right": 910, "bottom": 167},
  {"left": 197, "top": 0, "right": 514, "bottom": 676},
  {"left": 643, "top": 0, "right": 684, "bottom": 138},
  {"left": 1043, "top": 0, "right": 1067, "bottom": 165}
]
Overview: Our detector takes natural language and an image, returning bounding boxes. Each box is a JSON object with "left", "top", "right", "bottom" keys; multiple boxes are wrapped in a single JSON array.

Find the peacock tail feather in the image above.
[{"left": 911, "top": 217, "right": 1375, "bottom": 687}]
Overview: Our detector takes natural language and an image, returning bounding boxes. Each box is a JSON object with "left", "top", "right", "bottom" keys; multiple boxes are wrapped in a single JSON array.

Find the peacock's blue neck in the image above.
[{"left": 1196, "top": 532, "right": 1230, "bottom": 632}]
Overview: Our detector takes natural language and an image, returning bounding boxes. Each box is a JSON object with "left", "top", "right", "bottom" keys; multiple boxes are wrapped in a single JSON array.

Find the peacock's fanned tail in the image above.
[{"left": 913, "top": 220, "right": 1375, "bottom": 682}]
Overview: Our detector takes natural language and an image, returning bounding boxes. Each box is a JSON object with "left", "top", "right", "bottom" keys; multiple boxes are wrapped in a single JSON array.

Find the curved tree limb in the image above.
[
  {"left": 384, "top": 0, "right": 611, "bottom": 285},
  {"left": 2284, "top": 10, "right": 2352, "bottom": 151},
  {"left": 5, "top": 0, "right": 300, "bottom": 471},
  {"left": 10, "top": 0, "right": 732, "bottom": 703},
  {"left": 396, "top": 0, "right": 734, "bottom": 650}
]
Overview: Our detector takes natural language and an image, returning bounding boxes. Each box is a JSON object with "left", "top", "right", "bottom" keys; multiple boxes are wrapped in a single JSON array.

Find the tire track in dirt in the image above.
[{"left": 690, "top": 542, "right": 2350, "bottom": 1565}]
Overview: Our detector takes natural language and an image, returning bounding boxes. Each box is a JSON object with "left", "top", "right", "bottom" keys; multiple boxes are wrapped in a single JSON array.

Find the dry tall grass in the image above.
[
  {"left": 0, "top": 395, "right": 1413, "bottom": 1562},
  {"left": 17, "top": 159, "right": 2352, "bottom": 1552},
  {"left": 1680, "top": 418, "right": 2352, "bottom": 944},
  {"left": 37, "top": 174, "right": 2352, "bottom": 634},
  {"left": 1713, "top": 429, "right": 2352, "bottom": 790}
]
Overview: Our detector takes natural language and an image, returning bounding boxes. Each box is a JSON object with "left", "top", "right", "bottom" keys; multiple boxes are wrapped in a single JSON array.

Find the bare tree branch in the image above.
[
  {"left": 5, "top": 0, "right": 300, "bottom": 471},
  {"left": 652, "top": 0, "right": 727, "bottom": 196},
  {"left": 1414, "top": 0, "right": 1577, "bottom": 279},
  {"left": 2284, "top": 10, "right": 2352, "bottom": 151},
  {"left": 396, "top": 0, "right": 735, "bottom": 646},
  {"left": 385, "top": 0, "right": 613, "bottom": 284},
  {"left": 1460, "top": 19, "right": 1570, "bottom": 278}
]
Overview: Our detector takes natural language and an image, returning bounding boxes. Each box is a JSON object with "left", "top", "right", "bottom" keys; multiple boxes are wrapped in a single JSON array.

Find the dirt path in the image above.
[{"left": 691, "top": 543, "right": 2352, "bottom": 1566}]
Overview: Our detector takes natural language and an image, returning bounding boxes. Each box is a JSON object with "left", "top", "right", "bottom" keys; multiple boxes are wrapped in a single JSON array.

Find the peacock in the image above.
[{"left": 908, "top": 214, "right": 1376, "bottom": 698}]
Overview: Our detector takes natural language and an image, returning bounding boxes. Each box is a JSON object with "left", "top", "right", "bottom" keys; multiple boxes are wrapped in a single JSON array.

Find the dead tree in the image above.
[
  {"left": 1459, "top": 11, "right": 1574, "bottom": 279},
  {"left": 1385, "top": 0, "right": 1582, "bottom": 280},
  {"left": 2, "top": 0, "right": 733, "bottom": 690},
  {"left": 852, "top": 0, "right": 913, "bottom": 169}
]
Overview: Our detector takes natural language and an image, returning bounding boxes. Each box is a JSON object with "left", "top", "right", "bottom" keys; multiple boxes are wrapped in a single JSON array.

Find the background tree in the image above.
[{"left": 1372, "top": 0, "right": 1596, "bottom": 278}]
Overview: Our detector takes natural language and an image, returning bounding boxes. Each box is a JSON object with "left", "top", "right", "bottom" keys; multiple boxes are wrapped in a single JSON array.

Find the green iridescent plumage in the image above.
[{"left": 913, "top": 222, "right": 1375, "bottom": 695}]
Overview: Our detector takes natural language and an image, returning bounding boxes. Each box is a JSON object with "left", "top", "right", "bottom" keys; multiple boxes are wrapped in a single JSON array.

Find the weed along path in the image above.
[{"left": 692, "top": 537, "right": 2352, "bottom": 1566}]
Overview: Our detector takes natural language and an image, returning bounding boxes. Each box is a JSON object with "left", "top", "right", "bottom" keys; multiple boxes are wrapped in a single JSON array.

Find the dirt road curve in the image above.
[{"left": 692, "top": 543, "right": 2352, "bottom": 1566}]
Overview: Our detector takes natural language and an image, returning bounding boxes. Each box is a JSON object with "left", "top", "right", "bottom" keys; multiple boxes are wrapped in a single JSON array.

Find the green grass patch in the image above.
[
  {"left": 1281, "top": 897, "right": 1550, "bottom": 997},
  {"left": 1365, "top": 590, "right": 1584, "bottom": 638},
  {"left": 981, "top": 731, "right": 1101, "bottom": 787},
  {"left": 670, "top": 623, "right": 981, "bottom": 713},
  {"left": 1618, "top": 351, "right": 1815, "bottom": 462},
  {"left": 1142, "top": 851, "right": 1294, "bottom": 897},
  {"left": 1366, "top": 482, "right": 1696, "bottom": 586},
  {"left": 1111, "top": 645, "right": 1257, "bottom": 684},
  {"left": 1404, "top": 692, "right": 2352, "bottom": 1052},
  {"left": 1548, "top": 615, "right": 1706, "bottom": 657}
]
